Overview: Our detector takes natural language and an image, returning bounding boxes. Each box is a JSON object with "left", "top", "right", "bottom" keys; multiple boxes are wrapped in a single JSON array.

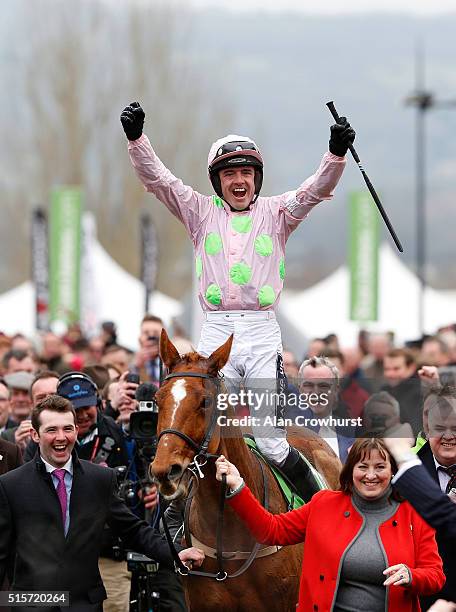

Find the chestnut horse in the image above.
[{"left": 152, "top": 330, "right": 341, "bottom": 612}]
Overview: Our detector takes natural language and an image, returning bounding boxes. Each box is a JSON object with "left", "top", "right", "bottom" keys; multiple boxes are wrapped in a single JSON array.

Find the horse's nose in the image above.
[
  {"left": 151, "top": 456, "right": 185, "bottom": 484},
  {"left": 168, "top": 463, "right": 184, "bottom": 481}
]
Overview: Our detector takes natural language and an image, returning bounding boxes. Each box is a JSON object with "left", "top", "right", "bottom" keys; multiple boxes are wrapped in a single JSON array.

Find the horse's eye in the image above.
[{"left": 202, "top": 396, "right": 213, "bottom": 409}]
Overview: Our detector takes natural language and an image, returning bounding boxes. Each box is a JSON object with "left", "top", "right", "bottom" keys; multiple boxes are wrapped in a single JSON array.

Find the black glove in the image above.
[
  {"left": 329, "top": 117, "right": 355, "bottom": 157},
  {"left": 120, "top": 101, "right": 145, "bottom": 141}
]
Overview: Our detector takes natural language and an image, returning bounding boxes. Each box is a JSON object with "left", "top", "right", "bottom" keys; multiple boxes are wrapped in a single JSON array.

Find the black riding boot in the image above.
[{"left": 280, "top": 446, "right": 321, "bottom": 503}]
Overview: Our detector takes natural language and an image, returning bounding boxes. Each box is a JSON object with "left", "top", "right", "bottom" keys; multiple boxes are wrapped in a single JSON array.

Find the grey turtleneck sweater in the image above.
[{"left": 334, "top": 485, "right": 399, "bottom": 612}]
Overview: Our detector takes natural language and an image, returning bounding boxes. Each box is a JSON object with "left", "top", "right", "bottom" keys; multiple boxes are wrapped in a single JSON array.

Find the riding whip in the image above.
[{"left": 326, "top": 101, "right": 403, "bottom": 253}]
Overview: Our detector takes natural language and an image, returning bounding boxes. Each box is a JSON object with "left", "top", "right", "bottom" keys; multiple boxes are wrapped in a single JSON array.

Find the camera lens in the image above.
[
  {"left": 130, "top": 411, "right": 158, "bottom": 440},
  {"left": 140, "top": 421, "right": 156, "bottom": 436}
]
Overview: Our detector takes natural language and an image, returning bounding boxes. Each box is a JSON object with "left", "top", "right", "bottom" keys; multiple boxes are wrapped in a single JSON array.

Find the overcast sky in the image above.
[{"left": 190, "top": 0, "right": 456, "bottom": 15}]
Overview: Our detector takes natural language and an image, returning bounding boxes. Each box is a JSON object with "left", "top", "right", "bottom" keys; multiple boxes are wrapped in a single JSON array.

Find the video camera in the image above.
[
  {"left": 111, "top": 383, "right": 159, "bottom": 509},
  {"left": 129, "top": 382, "right": 159, "bottom": 460},
  {"left": 128, "top": 552, "right": 160, "bottom": 612}
]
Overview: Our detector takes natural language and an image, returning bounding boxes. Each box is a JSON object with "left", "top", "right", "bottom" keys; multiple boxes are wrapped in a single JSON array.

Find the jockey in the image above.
[{"left": 121, "top": 102, "right": 355, "bottom": 502}]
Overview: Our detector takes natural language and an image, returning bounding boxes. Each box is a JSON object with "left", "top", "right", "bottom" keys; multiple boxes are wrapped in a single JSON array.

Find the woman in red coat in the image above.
[{"left": 216, "top": 438, "right": 444, "bottom": 612}]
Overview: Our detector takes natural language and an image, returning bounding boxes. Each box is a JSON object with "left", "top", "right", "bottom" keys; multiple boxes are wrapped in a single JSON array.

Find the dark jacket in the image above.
[
  {"left": 394, "top": 463, "right": 456, "bottom": 540},
  {"left": 0, "top": 420, "right": 19, "bottom": 445},
  {"left": 0, "top": 438, "right": 22, "bottom": 475},
  {"left": 416, "top": 442, "right": 455, "bottom": 607},
  {"left": 0, "top": 453, "right": 177, "bottom": 611},
  {"left": 24, "top": 415, "right": 130, "bottom": 560},
  {"left": 383, "top": 375, "right": 423, "bottom": 436}
]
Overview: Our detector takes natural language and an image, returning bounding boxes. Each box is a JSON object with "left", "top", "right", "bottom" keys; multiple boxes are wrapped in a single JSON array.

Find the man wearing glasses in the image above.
[
  {"left": 386, "top": 386, "right": 456, "bottom": 609},
  {"left": 297, "top": 356, "right": 357, "bottom": 464},
  {"left": 121, "top": 102, "right": 355, "bottom": 501}
]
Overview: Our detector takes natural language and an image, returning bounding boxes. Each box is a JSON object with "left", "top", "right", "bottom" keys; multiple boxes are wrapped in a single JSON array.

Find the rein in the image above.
[{"left": 157, "top": 370, "right": 274, "bottom": 581}]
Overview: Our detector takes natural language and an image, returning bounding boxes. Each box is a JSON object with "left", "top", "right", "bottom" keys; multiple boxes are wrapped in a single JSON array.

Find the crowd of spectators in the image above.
[{"left": 1, "top": 318, "right": 456, "bottom": 610}]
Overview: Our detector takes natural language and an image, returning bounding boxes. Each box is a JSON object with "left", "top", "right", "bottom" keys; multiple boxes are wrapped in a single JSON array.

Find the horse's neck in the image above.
[
  {"left": 191, "top": 430, "right": 259, "bottom": 543},
  {"left": 219, "top": 431, "right": 258, "bottom": 489}
]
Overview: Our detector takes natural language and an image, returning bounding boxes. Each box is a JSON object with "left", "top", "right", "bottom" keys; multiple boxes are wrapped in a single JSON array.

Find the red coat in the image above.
[{"left": 229, "top": 487, "right": 445, "bottom": 612}]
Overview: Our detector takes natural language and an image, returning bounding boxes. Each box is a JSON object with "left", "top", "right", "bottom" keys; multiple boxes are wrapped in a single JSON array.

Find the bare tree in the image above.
[{"left": 0, "top": 0, "right": 233, "bottom": 297}]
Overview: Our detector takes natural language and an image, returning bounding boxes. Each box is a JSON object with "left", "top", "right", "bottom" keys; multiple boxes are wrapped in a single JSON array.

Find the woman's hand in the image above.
[
  {"left": 383, "top": 563, "right": 411, "bottom": 587},
  {"left": 215, "top": 455, "right": 243, "bottom": 491},
  {"left": 428, "top": 600, "right": 456, "bottom": 612}
]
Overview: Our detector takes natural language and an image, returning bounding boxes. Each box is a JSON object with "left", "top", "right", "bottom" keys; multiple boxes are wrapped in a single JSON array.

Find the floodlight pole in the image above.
[{"left": 405, "top": 42, "right": 456, "bottom": 337}]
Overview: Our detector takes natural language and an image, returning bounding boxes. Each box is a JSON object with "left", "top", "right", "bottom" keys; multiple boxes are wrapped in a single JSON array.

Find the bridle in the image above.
[
  {"left": 157, "top": 371, "right": 222, "bottom": 468},
  {"left": 156, "top": 370, "right": 270, "bottom": 581}
]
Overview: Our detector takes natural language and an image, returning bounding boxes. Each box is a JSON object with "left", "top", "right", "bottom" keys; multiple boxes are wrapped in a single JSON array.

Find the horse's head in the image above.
[{"left": 151, "top": 329, "right": 233, "bottom": 499}]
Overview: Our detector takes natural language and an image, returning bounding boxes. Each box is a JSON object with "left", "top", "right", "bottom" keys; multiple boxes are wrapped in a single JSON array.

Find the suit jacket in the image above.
[
  {"left": 0, "top": 424, "right": 18, "bottom": 445},
  {"left": 0, "top": 439, "right": 22, "bottom": 475},
  {"left": 0, "top": 452, "right": 177, "bottom": 611},
  {"left": 414, "top": 443, "right": 456, "bottom": 606},
  {"left": 394, "top": 463, "right": 456, "bottom": 540}
]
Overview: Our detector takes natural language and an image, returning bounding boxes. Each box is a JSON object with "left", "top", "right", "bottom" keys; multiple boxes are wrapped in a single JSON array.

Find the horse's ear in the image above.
[
  {"left": 206, "top": 334, "right": 233, "bottom": 375},
  {"left": 159, "top": 328, "right": 181, "bottom": 370}
]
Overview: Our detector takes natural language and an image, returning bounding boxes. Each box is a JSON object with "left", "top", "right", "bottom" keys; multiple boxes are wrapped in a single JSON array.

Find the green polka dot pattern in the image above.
[
  {"left": 231, "top": 215, "right": 252, "bottom": 234},
  {"left": 206, "top": 284, "right": 222, "bottom": 305},
  {"left": 212, "top": 196, "right": 224, "bottom": 208},
  {"left": 279, "top": 258, "right": 285, "bottom": 280},
  {"left": 195, "top": 256, "right": 202, "bottom": 279},
  {"left": 258, "top": 285, "right": 276, "bottom": 307},
  {"left": 254, "top": 234, "right": 273, "bottom": 257},
  {"left": 230, "top": 263, "right": 252, "bottom": 285},
  {"left": 204, "top": 233, "right": 223, "bottom": 255}
]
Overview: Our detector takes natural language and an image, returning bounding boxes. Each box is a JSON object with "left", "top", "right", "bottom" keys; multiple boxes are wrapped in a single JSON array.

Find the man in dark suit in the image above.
[
  {"left": 386, "top": 386, "right": 456, "bottom": 609},
  {"left": 0, "top": 394, "right": 203, "bottom": 612},
  {"left": 0, "top": 438, "right": 22, "bottom": 475},
  {"left": 389, "top": 455, "right": 456, "bottom": 540}
]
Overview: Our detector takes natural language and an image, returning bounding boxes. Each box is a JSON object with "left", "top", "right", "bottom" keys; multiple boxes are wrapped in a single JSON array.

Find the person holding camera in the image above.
[
  {"left": 114, "top": 376, "right": 188, "bottom": 612},
  {"left": 130, "top": 315, "right": 163, "bottom": 387}
]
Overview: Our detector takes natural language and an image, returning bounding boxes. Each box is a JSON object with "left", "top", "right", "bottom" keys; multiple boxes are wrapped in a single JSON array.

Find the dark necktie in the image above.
[
  {"left": 53, "top": 468, "right": 68, "bottom": 527},
  {"left": 441, "top": 464, "right": 456, "bottom": 494}
]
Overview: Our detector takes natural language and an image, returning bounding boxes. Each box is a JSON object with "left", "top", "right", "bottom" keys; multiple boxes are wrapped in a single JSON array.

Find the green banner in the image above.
[
  {"left": 349, "top": 191, "right": 379, "bottom": 322},
  {"left": 49, "top": 187, "right": 82, "bottom": 326}
]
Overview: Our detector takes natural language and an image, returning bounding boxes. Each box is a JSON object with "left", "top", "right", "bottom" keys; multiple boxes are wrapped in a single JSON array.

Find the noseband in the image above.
[{"left": 157, "top": 371, "right": 222, "bottom": 459}]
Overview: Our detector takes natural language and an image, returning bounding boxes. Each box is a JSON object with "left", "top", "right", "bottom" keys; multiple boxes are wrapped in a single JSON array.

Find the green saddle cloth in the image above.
[{"left": 243, "top": 437, "right": 328, "bottom": 510}]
